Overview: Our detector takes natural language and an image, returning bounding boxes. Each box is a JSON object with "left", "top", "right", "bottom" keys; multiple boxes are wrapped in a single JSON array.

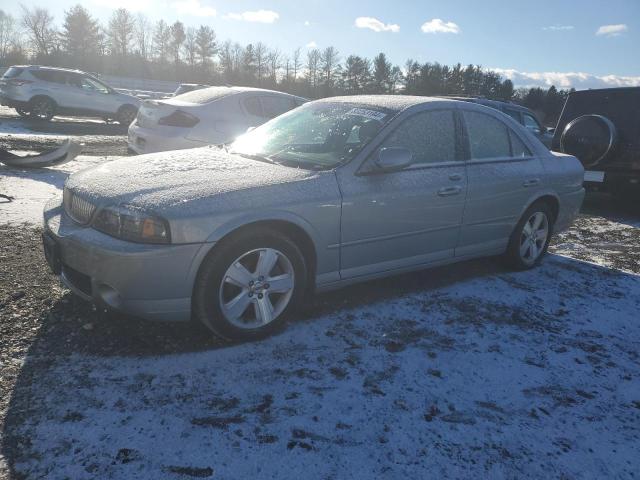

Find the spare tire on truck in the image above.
[
  {"left": 560, "top": 114, "right": 617, "bottom": 168},
  {"left": 551, "top": 87, "right": 640, "bottom": 203}
]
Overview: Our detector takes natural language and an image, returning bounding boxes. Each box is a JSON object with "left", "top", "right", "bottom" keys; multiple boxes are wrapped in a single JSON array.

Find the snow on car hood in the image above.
[{"left": 65, "top": 147, "right": 319, "bottom": 213}]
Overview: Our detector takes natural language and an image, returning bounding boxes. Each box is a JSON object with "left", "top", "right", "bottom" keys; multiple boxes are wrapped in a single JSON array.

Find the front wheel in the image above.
[
  {"left": 193, "top": 229, "right": 307, "bottom": 341},
  {"left": 504, "top": 201, "right": 554, "bottom": 270}
]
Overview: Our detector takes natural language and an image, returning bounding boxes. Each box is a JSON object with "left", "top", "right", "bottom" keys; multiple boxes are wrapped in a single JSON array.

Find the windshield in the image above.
[{"left": 229, "top": 102, "right": 392, "bottom": 170}]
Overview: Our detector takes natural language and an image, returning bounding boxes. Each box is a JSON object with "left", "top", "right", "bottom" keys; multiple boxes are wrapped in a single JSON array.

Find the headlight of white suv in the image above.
[{"left": 92, "top": 205, "right": 171, "bottom": 244}]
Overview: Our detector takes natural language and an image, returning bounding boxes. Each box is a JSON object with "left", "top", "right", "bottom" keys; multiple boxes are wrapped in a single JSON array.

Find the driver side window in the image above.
[{"left": 379, "top": 110, "right": 456, "bottom": 165}]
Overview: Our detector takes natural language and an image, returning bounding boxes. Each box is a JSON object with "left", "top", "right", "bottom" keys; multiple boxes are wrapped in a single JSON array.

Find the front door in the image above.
[{"left": 337, "top": 108, "right": 468, "bottom": 279}]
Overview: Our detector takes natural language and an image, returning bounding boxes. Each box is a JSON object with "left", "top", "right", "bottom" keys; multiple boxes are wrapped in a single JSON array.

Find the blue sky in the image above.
[{"left": 5, "top": 0, "right": 640, "bottom": 88}]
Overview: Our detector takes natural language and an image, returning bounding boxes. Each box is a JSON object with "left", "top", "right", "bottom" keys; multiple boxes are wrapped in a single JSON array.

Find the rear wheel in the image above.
[
  {"left": 504, "top": 201, "right": 554, "bottom": 270},
  {"left": 28, "top": 96, "right": 56, "bottom": 121},
  {"left": 193, "top": 228, "right": 307, "bottom": 341},
  {"left": 117, "top": 105, "right": 137, "bottom": 127}
]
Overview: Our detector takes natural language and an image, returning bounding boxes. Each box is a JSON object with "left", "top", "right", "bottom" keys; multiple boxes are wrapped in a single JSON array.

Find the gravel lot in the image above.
[{"left": 1, "top": 110, "right": 639, "bottom": 479}]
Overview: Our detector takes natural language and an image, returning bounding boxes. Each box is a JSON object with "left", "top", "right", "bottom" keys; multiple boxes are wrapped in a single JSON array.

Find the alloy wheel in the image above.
[
  {"left": 219, "top": 248, "right": 295, "bottom": 329},
  {"left": 519, "top": 212, "right": 549, "bottom": 265}
]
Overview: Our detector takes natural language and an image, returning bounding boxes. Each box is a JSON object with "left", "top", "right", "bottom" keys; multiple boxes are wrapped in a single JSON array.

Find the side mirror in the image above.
[{"left": 374, "top": 147, "right": 412, "bottom": 172}]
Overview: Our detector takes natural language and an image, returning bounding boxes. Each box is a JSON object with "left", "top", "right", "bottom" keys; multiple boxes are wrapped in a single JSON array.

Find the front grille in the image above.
[{"left": 63, "top": 187, "right": 96, "bottom": 225}]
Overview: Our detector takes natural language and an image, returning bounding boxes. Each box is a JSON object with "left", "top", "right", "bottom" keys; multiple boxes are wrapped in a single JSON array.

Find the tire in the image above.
[
  {"left": 16, "top": 107, "right": 30, "bottom": 117},
  {"left": 193, "top": 228, "right": 308, "bottom": 341},
  {"left": 504, "top": 201, "right": 555, "bottom": 270},
  {"left": 28, "top": 96, "right": 56, "bottom": 121},
  {"left": 560, "top": 114, "right": 616, "bottom": 168},
  {"left": 117, "top": 105, "right": 137, "bottom": 127}
]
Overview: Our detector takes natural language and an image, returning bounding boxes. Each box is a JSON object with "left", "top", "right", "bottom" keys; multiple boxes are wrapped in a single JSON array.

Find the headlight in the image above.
[{"left": 92, "top": 205, "right": 171, "bottom": 244}]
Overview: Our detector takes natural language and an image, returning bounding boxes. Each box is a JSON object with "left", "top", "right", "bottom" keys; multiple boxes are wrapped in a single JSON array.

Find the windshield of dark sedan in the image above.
[{"left": 230, "top": 102, "right": 393, "bottom": 169}]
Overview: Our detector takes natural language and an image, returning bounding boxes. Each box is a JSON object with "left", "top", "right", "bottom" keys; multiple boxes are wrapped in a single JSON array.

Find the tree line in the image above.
[{"left": 1, "top": 5, "right": 573, "bottom": 124}]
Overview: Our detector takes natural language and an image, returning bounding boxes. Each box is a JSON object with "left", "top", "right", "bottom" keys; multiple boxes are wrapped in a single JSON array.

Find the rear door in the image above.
[
  {"left": 30, "top": 70, "right": 72, "bottom": 107},
  {"left": 457, "top": 108, "right": 544, "bottom": 256},
  {"left": 337, "top": 108, "right": 468, "bottom": 278}
]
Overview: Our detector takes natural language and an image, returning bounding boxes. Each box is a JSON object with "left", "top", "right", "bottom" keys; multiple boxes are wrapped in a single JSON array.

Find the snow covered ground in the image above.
[
  {"left": 0, "top": 153, "right": 107, "bottom": 225},
  {"left": 1, "top": 119, "right": 639, "bottom": 479},
  {"left": 3, "top": 241, "right": 639, "bottom": 479}
]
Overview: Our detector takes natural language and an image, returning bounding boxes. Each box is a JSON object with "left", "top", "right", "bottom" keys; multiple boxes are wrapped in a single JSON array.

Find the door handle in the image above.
[
  {"left": 522, "top": 178, "right": 540, "bottom": 187},
  {"left": 437, "top": 186, "right": 462, "bottom": 197},
  {"left": 449, "top": 173, "right": 462, "bottom": 181}
]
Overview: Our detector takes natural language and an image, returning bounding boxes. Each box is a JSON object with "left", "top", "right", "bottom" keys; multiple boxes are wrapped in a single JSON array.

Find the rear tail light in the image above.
[
  {"left": 158, "top": 110, "right": 200, "bottom": 128},
  {"left": 6, "top": 79, "right": 33, "bottom": 86}
]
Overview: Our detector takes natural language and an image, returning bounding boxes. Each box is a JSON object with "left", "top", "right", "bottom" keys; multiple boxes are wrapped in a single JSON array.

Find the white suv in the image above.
[{"left": 0, "top": 65, "right": 140, "bottom": 125}]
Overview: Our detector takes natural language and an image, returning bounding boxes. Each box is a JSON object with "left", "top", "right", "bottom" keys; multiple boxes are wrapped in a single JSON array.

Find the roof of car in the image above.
[
  {"left": 313, "top": 95, "right": 454, "bottom": 112},
  {"left": 439, "top": 96, "right": 531, "bottom": 112},
  {"left": 568, "top": 86, "right": 640, "bottom": 96},
  {"left": 224, "top": 86, "right": 303, "bottom": 97},
  {"left": 13, "top": 65, "right": 85, "bottom": 74}
]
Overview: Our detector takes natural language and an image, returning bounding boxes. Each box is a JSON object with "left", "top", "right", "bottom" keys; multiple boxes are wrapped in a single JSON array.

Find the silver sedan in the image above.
[{"left": 43, "top": 96, "right": 585, "bottom": 340}]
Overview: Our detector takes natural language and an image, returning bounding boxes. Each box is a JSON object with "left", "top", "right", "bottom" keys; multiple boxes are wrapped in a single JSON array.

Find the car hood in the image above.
[{"left": 65, "top": 147, "right": 321, "bottom": 214}]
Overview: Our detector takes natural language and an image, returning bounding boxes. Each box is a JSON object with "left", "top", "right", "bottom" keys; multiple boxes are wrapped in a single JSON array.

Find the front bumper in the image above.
[{"left": 43, "top": 197, "right": 213, "bottom": 321}]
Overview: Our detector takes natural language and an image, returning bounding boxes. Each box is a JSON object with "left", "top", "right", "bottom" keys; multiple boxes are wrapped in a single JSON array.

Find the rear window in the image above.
[
  {"left": 2, "top": 67, "right": 24, "bottom": 79},
  {"left": 175, "top": 87, "right": 234, "bottom": 104},
  {"left": 261, "top": 96, "right": 296, "bottom": 119}
]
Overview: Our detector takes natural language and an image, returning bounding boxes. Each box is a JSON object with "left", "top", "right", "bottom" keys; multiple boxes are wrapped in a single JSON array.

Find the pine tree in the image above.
[{"left": 60, "top": 5, "right": 100, "bottom": 69}]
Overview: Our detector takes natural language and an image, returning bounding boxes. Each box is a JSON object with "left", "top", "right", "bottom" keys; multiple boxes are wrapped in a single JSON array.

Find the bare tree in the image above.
[
  {"left": 184, "top": 27, "right": 197, "bottom": 69},
  {"left": 254, "top": 41, "right": 267, "bottom": 84},
  {"left": 135, "top": 13, "right": 152, "bottom": 61},
  {"left": 231, "top": 42, "right": 243, "bottom": 74},
  {"left": 305, "top": 48, "right": 321, "bottom": 94},
  {"left": 292, "top": 47, "right": 301, "bottom": 81},
  {"left": 20, "top": 5, "right": 56, "bottom": 57},
  {"left": 321, "top": 46, "right": 340, "bottom": 86},
  {"left": 153, "top": 20, "right": 170, "bottom": 63},
  {"left": 108, "top": 8, "right": 135, "bottom": 58},
  {"left": 169, "top": 21, "right": 185, "bottom": 66},
  {"left": 0, "top": 10, "right": 18, "bottom": 60},
  {"left": 267, "top": 48, "right": 280, "bottom": 84}
]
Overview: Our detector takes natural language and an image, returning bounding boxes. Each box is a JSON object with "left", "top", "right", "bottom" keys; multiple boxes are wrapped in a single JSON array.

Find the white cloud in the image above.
[
  {"left": 491, "top": 67, "right": 640, "bottom": 89},
  {"left": 171, "top": 0, "right": 216, "bottom": 17},
  {"left": 354, "top": 16, "right": 399, "bottom": 33},
  {"left": 305, "top": 41, "right": 318, "bottom": 49},
  {"left": 596, "top": 24, "right": 628, "bottom": 37},
  {"left": 224, "top": 10, "right": 279, "bottom": 23},
  {"left": 421, "top": 18, "right": 460, "bottom": 34},
  {"left": 304, "top": 20, "right": 310, "bottom": 27},
  {"left": 92, "top": 0, "right": 151, "bottom": 11},
  {"left": 543, "top": 25, "right": 574, "bottom": 31}
]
